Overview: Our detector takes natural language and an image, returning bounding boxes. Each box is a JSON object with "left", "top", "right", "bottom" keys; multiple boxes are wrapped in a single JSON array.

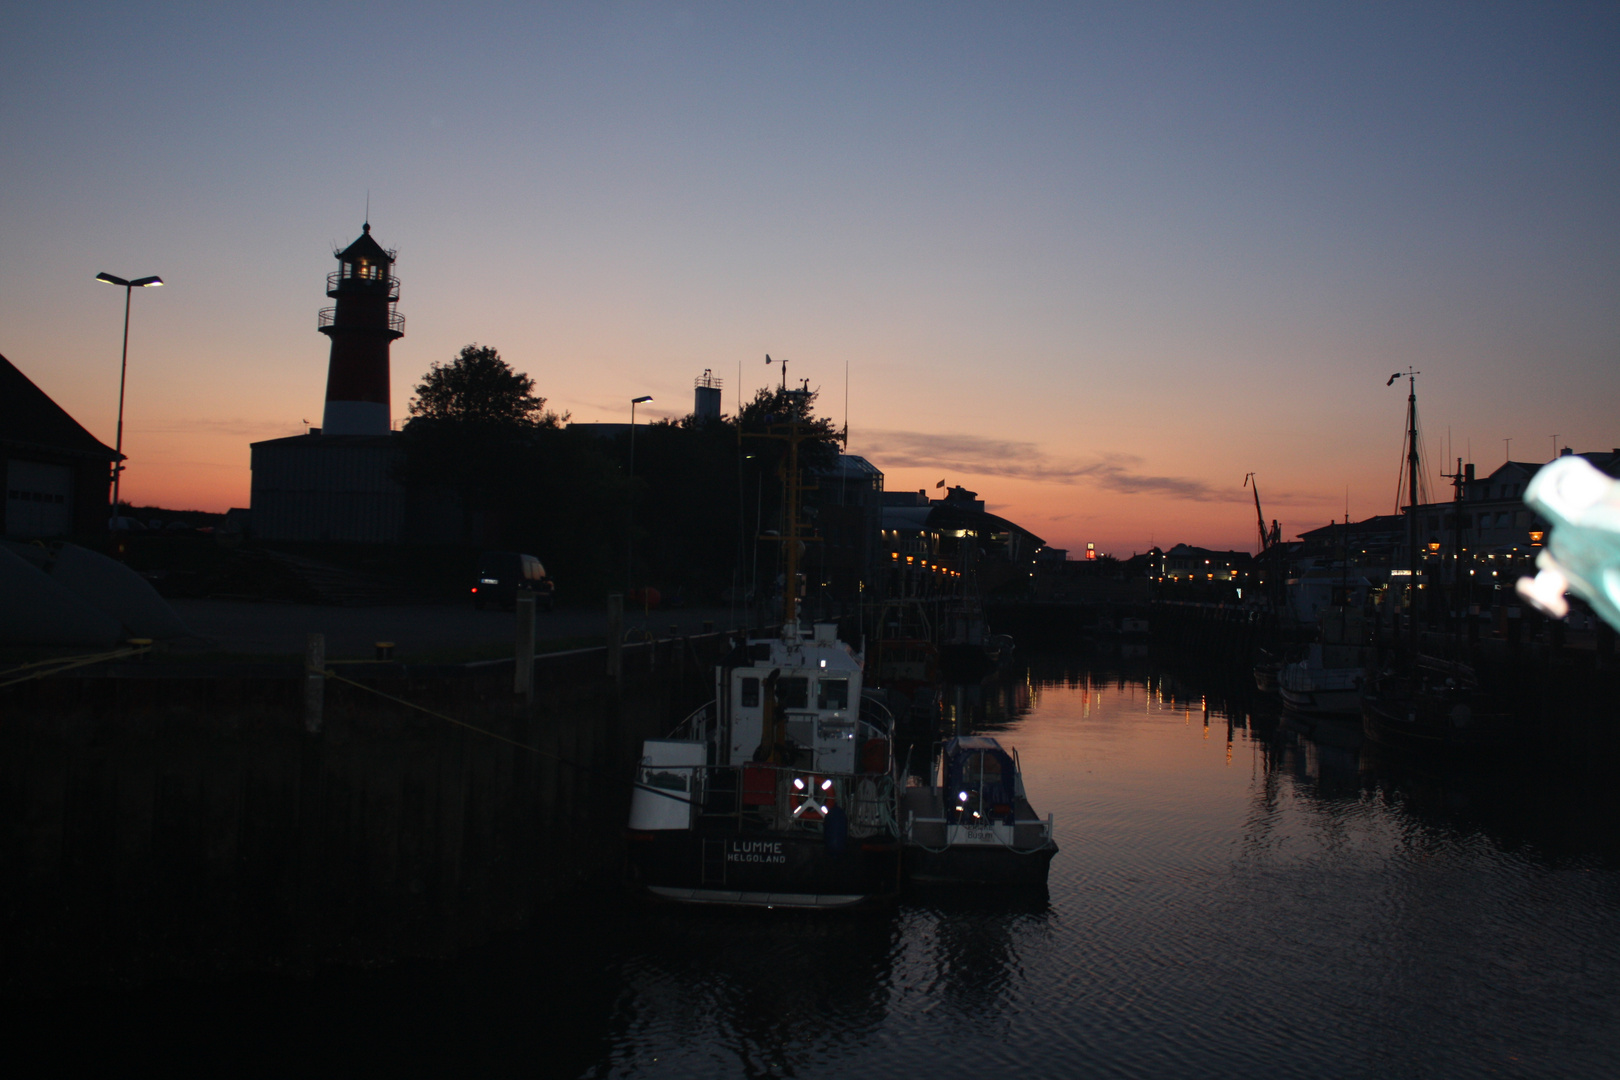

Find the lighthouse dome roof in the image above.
[{"left": 336, "top": 222, "right": 392, "bottom": 264}]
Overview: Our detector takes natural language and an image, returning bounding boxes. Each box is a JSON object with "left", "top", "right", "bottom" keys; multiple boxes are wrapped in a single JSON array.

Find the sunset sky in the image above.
[{"left": 3, "top": 3, "right": 1615, "bottom": 555}]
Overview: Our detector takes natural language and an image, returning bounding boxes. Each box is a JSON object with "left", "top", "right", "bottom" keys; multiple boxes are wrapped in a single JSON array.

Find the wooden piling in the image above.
[
  {"left": 303, "top": 632, "right": 325, "bottom": 734},
  {"left": 514, "top": 594, "right": 535, "bottom": 700},
  {"left": 607, "top": 593, "right": 624, "bottom": 683}
]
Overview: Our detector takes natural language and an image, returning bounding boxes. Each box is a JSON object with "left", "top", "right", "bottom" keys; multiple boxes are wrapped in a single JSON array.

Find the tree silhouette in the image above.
[{"left": 408, "top": 344, "right": 566, "bottom": 427}]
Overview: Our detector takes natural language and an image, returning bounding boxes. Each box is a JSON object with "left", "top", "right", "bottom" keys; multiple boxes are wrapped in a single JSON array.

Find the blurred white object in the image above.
[{"left": 1518, "top": 456, "right": 1620, "bottom": 632}]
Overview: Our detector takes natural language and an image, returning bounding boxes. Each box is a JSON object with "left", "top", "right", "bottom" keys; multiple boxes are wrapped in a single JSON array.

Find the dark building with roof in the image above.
[
  {"left": 880, "top": 484, "right": 1046, "bottom": 598},
  {"left": 1302, "top": 450, "right": 1620, "bottom": 571},
  {"left": 809, "top": 453, "right": 885, "bottom": 604},
  {"left": 1, "top": 352, "right": 119, "bottom": 537}
]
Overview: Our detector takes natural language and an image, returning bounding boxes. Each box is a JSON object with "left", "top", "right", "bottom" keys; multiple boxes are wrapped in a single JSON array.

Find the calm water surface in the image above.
[
  {"left": 19, "top": 657, "right": 1620, "bottom": 1078},
  {"left": 582, "top": 659, "right": 1620, "bottom": 1079}
]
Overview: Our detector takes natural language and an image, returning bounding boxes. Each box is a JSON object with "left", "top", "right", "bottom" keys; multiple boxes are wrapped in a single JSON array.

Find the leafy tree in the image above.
[
  {"left": 398, "top": 344, "right": 568, "bottom": 550},
  {"left": 408, "top": 344, "right": 566, "bottom": 427},
  {"left": 736, "top": 384, "right": 843, "bottom": 473}
]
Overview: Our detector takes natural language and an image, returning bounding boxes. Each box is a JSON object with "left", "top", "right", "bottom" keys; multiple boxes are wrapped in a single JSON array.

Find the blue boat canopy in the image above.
[{"left": 942, "top": 737, "right": 1018, "bottom": 824}]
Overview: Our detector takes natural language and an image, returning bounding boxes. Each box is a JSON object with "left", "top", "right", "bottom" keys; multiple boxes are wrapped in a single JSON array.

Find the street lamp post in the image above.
[
  {"left": 627, "top": 395, "right": 653, "bottom": 593},
  {"left": 96, "top": 272, "right": 163, "bottom": 527}
]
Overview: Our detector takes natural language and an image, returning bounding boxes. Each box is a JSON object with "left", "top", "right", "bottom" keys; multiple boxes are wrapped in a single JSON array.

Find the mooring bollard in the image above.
[
  {"left": 607, "top": 592, "right": 624, "bottom": 683},
  {"left": 514, "top": 594, "right": 535, "bottom": 699},
  {"left": 304, "top": 632, "right": 325, "bottom": 734}
]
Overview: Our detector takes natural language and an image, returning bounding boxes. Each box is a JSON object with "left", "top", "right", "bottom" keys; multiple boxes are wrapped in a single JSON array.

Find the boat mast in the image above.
[
  {"left": 1388, "top": 368, "right": 1422, "bottom": 659},
  {"left": 745, "top": 379, "right": 830, "bottom": 634},
  {"left": 783, "top": 410, "right": 804, "bottom": 630},
  {"left": 1442, "top": 455, "right": 1467, "bottom": 640}
]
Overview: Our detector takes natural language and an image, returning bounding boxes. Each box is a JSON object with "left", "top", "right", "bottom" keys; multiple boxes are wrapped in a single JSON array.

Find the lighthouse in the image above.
[
  {"left": 317, "top": 223, "right": 403, "bottom": 435},
  {"left": 248, "top": 222, "right": 410, "bottom": 543}
]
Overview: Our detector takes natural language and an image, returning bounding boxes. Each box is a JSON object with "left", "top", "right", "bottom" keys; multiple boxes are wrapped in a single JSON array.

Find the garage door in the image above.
[{"left": 6, "top": 460, "right": 75, "bottom": 537}]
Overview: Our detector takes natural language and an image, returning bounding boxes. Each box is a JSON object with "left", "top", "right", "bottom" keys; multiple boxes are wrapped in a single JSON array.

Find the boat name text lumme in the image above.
[{"left": 727, "top": 840, "right": 787, "bottom": 864}]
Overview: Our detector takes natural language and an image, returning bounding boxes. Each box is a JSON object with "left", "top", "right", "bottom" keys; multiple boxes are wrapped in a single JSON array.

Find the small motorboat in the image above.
[
  {"left": 899, "top": 736, "right": 1056, "bottom": 885},
  {"left": 1278, "top": 643, "right": 1363, "bottom": 716}
]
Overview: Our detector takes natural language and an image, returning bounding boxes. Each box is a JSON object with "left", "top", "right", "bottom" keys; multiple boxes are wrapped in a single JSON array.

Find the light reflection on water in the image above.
[{"left": 592, "top": 660, "right": 1620, "bottom": 1079}]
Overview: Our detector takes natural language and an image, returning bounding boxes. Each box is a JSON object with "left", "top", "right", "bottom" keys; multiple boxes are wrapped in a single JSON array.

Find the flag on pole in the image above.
[{"left": 936, "top": 479, "right": 945, "bottom": 488}]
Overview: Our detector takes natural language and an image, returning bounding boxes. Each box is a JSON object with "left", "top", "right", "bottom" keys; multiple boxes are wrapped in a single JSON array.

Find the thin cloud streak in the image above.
[
  {"left": 133, "top": 418, "right": 306, "bottom": 438},
  {"left": 856, "top": 429, "right": 1225, "bottom": 502}
]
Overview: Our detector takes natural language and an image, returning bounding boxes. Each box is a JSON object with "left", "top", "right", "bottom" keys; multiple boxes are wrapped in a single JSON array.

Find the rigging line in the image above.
[
  {"left": 0, "top": 644, "right": 152, "bottom": 688},
  {"left": 321, "top": 672, "right": 718, "bottom": 806},
  {"left": 323, "top": 670, "right": 541, "bottom": 753},
  {"left": 0, "top": 645, "right": 145, "bottom": 676}
]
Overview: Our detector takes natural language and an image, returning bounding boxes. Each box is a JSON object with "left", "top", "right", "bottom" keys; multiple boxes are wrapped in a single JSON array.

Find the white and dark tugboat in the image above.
[
  {"left": 899, "top": 736, "right": 1057, "bottom": 885},
  {"left": 626, "top": 621, "right": 900, "bottom": 908},
  {"left": 624, "top": 403, "right": 900, "bottom": 909}
]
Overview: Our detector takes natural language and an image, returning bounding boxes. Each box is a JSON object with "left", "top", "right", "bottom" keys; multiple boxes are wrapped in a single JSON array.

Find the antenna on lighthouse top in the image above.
[{"left": 365, "top": 189, "right": 370, "bottom": 229}]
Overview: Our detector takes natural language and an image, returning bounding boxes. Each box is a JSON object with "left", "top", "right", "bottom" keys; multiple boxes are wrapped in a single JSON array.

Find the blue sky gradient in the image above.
[{"left": 3, "top": 2, "right": 1615, "bottom": 551}]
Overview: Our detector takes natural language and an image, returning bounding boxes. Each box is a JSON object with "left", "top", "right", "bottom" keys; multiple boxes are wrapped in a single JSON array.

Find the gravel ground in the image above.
[{"left": 164, "top": 599, "right": 752, "bottom": 660}]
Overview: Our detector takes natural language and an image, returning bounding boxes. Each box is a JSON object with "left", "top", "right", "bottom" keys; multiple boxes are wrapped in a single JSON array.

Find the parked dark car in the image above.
[{"left": 471, "top": 551, "right": 555, "bottom": 610}]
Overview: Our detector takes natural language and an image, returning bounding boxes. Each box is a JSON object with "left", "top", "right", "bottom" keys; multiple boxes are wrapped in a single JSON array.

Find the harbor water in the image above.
[{"left": 13, "top": 654, "right": 1620, "bottom": 1078}]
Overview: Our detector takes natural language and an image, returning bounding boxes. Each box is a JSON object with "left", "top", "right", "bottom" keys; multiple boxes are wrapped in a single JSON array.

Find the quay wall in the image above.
[{"left": 0, "top": 633, "right": 728, "bottom": 996}]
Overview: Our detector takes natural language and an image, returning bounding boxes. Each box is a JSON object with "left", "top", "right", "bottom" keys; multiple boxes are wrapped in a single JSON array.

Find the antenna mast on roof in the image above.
[{"left": 842, "top": 361, "right": 855, "bottom": 450}]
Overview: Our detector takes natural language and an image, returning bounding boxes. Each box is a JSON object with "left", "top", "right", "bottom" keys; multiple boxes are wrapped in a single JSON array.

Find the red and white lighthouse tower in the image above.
[{"left": 317, "top": 223, "right": 404, "bottom": 435}]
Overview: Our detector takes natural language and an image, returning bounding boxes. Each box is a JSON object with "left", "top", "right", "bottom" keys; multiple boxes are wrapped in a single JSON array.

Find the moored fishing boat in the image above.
[
  {"left": 1359, "top": 370, "right": 1517, "bottom": 756},
  {"left": 626, "top": 621, "right": 901, "bottom": 908},
  {"left": 1360, "top": 655, "right": 1516, "bottom": 755},
  {"left": 624, "top": 396, "right": 901, "bottom": 908}
]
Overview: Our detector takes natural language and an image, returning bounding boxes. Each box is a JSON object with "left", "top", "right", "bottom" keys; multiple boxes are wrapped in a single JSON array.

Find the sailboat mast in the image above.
[{"left": 1406, "top": 372, "right": 1419, "bottom": 606}]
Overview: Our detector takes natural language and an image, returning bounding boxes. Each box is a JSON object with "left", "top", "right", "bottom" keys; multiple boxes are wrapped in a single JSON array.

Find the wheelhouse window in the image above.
[
  {"left": 740, "top": 677, "right": 759, "bottom": 708},
  {"left": 777, "top": 677, "right": 809, "bottom": 709},
  {"left": 817, "top": 678, "right": 849, "bottom": 710}
]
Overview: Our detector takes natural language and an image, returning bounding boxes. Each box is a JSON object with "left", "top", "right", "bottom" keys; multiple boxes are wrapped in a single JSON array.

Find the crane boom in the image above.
[{"left": 1244, "top": 473, "right": 1268, "bottom": 554}]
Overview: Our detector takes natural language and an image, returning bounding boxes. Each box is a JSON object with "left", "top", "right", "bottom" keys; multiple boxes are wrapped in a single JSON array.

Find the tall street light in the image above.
[
  {"left": 97, "top": 272, "right": 163, "bottom": 527},
  {"left": 627, "top": 395, "right": 653, "bottom": 592}
]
